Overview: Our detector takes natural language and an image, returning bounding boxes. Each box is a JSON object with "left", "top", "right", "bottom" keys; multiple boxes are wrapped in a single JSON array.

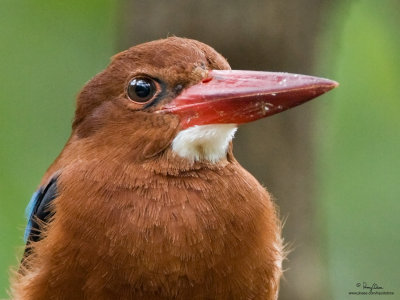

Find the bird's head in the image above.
[{"left": 72, "top": 37, "right": 337, "bottom": 164}]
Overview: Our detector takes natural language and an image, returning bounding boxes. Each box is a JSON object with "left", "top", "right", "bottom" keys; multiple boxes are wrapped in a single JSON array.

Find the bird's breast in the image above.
[{"left": 42, "top": 158, "right": 282, "bottom": 297}]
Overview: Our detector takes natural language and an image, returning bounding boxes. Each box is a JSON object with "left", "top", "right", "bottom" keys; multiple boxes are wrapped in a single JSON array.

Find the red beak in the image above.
[{"left": 160, "top": 70, "right": 338, "bottom": 129}]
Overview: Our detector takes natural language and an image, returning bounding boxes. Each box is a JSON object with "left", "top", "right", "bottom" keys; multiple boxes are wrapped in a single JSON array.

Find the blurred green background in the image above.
[
  {"left": 0, "top": 0, "right": 399, "bottom": 299},
  {"left": 316, "top": 1, "right": 400, "bottom": 298}
]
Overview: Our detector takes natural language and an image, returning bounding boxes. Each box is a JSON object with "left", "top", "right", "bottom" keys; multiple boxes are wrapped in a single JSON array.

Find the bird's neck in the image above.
[{"left": 41, "top": 133, "right": 236, "bottom": 187}]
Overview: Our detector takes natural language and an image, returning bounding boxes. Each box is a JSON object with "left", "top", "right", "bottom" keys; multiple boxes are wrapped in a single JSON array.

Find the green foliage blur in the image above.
[
  {"left": 0, "top": 0, "right": 399, "bottom": 299},
  {"left": 316, "top": 0, "right": 400, "bottom": 298}
]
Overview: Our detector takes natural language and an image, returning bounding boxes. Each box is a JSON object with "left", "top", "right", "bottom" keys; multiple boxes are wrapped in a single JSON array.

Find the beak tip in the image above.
[
  {"left": 315, "top": 78, "right": 338, "bottom": 95},
  {"left": 324, "top": 79, "right": 339, "bottom": 90},
  {"left": 333, "top": 80, "right": 339, "bottom": 88}
]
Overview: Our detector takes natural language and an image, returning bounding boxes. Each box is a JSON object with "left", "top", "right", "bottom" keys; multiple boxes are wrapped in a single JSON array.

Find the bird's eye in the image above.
[{"left": 127, "top": 77, "right": 156, "bottom": 103}]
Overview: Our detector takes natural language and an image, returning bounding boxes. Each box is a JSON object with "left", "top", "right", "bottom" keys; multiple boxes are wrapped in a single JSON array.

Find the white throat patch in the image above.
[{"left": 172, "top": 124, "right": 237, "bottom": 163}]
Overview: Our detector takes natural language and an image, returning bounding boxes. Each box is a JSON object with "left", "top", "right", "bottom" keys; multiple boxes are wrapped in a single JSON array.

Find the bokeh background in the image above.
[{"left": 1, "top": 0, "right": 399, "bottom": 299}]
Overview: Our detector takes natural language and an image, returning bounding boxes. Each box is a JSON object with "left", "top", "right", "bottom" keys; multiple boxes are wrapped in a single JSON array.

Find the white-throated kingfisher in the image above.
[{"left": 12, "top": 37, "right": 337, "bottom": 300}]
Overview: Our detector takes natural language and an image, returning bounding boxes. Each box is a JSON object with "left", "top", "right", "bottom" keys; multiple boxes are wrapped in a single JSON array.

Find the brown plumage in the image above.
[{"left": 12, "top": 37, "right": 337, "bottom": 299}]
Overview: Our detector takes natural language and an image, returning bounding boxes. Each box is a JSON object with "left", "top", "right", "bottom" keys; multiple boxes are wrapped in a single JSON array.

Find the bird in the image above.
[{"left": 11, "top": 37, "right": 337, "bottom": 300}]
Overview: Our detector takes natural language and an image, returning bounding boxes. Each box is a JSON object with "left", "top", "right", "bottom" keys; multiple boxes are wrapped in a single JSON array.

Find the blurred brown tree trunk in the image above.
[{"left": 118, "top": 1, "right": 331, "bottom": 299}]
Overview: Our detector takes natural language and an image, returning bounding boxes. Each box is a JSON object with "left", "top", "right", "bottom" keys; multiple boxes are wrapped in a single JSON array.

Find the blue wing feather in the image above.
[
  {"left": 23, "top": 175, "right": 59, "bottom": 244},
  {"left": 24, "top": 190, "right": 41, "bottom": 242}
]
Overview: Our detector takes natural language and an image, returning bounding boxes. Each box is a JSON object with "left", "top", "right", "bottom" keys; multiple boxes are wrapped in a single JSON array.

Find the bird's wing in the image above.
[{"left": 24, "top": 174, "right": 59, "bottom": 244}]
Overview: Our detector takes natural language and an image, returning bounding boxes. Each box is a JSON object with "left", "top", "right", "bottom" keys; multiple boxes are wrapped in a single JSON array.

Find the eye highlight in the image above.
[{"left": 127, "top": 77, "right": 157, "bottom": 103}]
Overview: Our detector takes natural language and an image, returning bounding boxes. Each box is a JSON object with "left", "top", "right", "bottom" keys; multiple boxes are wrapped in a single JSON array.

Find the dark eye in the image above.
[{"left": 127, "top": 77, "right": 156, "bottom": 103}]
